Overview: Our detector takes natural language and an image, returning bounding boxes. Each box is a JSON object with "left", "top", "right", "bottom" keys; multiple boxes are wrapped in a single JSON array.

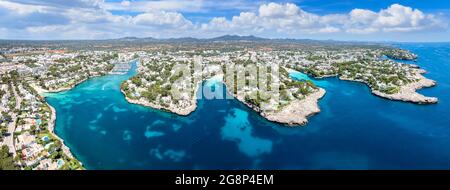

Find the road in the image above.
[{"left": 4, "top": 83, "right": 21, "bottom": 157}]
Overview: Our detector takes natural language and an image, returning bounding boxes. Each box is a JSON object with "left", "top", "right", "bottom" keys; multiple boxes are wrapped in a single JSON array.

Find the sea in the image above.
[{"left": 45, "top": 43, "right": 450, "bottom": 169}]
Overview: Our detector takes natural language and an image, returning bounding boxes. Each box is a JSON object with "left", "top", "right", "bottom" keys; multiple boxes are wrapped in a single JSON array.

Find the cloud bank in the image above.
[{"left": 0, "top": 0, "right": 447, "bottom": 40}]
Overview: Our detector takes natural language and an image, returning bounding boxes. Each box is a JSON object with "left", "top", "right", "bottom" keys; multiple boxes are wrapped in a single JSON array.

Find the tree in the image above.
[
  {"left": 130, "top": 76, "right": 142, "bottom": 86},
  {"left": 30, "top": 125, "right": 37, "bottom": 135},
  {"left": 54, "top": 140, "right": 62, "bottom": 151},
  {"left": 0, "top": 145, "right": 18, "bottom": 170}
]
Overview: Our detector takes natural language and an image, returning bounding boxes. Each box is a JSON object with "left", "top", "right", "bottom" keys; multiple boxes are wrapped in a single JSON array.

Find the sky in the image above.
[{"left": 0, "top": 0, "right": 449, "bottom": 42}]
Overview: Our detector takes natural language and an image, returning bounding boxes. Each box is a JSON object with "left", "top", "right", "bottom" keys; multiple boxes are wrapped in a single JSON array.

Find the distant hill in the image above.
[
  {"left": 109, "top": 35, "right": 375, "bottom": 45},
  {"left": 161, "top": 37, "right": 201, "bottom": 43},
  {"left": 209, "top": 35, "right": 266, "bottom": 42},
  {"left": 114, "top": 35, "right": 267, "bottom": 42},
  {"left": 119, "top": 37, "right": 140, "bottom": 40},
  {"left": 117, "top": 36, "right": 156, "bottom": 42},
  {"left": 0, "top": 35, "right": 387, "bottom": 48}
]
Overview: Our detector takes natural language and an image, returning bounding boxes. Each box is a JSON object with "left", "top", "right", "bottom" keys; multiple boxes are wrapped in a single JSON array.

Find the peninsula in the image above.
[{"left": 120, "top": 45, "right": 437, "bottom": 126}]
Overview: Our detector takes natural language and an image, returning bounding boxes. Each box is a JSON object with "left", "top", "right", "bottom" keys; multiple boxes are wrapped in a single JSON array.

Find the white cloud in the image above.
[
  {"left": 346, "top": 4, "right": 446, "bottom": 33},
  {"left": 64, "top": 8, "right": 125, "bottom": 24},
  {"left": 26, "top": 24, "right": 118, "bottom": 39},
  {"left": 132, "top": 11, "right": 193, "bottom": 29},
  {"left": 101, "top": 0, "right": 261, "bottom": 14},
  {"left": 349, "top": 9, "right": 377, "bottom": 25},
  {"left": 202, "top": 3, "right": 326, "bottom": 35},
  {"left": 318, "top": 26, "right": 340, "bottom": 33},
  {"left": 120, "top": 1, "right": 130, "bottom": 7},
  {"left": 259, "top": 2, "right": 300, "bottom": 18},
  {"left": 203, "top": 3, "right": 447, "bottom": 36},
  {"left": 5, "top": 0, "right": 104, "bottom": 9},
  {"left": 376, "top": 4, "right": 424, "bottom": 27},
  {"left": 102, "top": 0, "right": 204, "bottom": 13},
  {"left": 0, "top": 0, "right": 47, "bottom": 14}
]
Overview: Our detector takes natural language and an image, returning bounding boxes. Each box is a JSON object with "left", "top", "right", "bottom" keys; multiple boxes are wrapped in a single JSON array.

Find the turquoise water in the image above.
[
  {"left": 46, "top": 43, "right": 450, "bottom": 169},
  {"left": 289, "top": 70, "right": 331, "bottom": 88}
]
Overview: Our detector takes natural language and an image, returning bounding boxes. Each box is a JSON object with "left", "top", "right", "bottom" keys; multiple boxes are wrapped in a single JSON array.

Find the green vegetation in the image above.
[
  {"left": 122, "top": 59, "right": 189, "bottom": 105},
  {"left": 169, "top": 71, "right": 183, "bottom": 83},
  {"left": 34, "top": 52, "right": 116, "bottom": 90},
  {"left": 66, "top": 64, "right": 82, "bottom": 72},
  {"left": 244, "top": 91, "right": 270, "bottom": 108},
  {"left": 0, "top": 145, "right": 18, "bottom": 170},
  {"left": 290, "top": 54, "right": 415, "bottom": 95},
  {"left": 383, "top": 48, "right": 417, "bottom": 61},
  {"left": 19, "top": 59, "right": 38, "bottom": 68}
]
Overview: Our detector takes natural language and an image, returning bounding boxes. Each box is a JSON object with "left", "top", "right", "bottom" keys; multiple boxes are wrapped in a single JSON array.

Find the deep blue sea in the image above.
[{"left": 46, "top": 43, "right": 450, "bottom": 169}]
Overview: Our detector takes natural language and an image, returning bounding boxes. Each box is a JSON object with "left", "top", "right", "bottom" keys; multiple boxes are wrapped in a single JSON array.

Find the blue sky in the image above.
[{"left": 0, "top": 0, "right": 449, "bottom": 41}]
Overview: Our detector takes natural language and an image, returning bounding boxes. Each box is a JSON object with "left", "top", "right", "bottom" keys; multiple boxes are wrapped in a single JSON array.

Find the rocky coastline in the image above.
[
  {"left": 120, "top": 80, "right": 203, "bottom": 116},
  {"left": 371, "top": 70, "right": 438, "bottom": 104},
  {"left": 121, "top": 89, "right": 198, "bottom": 116},
  {"left": 288, "top": 67, "right": 437, "bottom": 105},
  {"left": 339, "top": 69, "right": 437, "bottom": 104},
  {"left": 122, "top": 76, "right": 327, "bottom": 126},
  {"left": 262, "top": 88, "right": 326, "bottom": 126}
]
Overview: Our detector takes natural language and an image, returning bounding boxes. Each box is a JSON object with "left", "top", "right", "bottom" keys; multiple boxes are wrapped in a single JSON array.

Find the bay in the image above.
[{"left": 46, "top": 43, "right": 450, "bottom": 169}]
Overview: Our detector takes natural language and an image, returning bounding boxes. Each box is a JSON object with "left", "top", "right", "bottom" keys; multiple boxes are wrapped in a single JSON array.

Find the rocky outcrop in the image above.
[
  {"left": 121, "top": 88, "right": 198, "bottom": 116},
  {"left": 372, "top": 69, "right": 437, "bottom": 104},
  {"left": 122, "top": 80, "right": 326, "bottom": 126},
  {"left": 262, "top": 88, "right": 326, "bottom": 126},
  {"left": 339, "top": 69, "right": 437, "bottom": 104}
]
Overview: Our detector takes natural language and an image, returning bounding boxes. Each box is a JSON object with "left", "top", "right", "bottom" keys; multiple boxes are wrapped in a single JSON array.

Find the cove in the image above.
[{"left": 46, "top": 43, "right": 450, "bottom": 169}]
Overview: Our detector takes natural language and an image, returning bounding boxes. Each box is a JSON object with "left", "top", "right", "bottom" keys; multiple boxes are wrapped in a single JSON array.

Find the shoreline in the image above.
[
  {"left": 15, "top": 62, "right": 135, "bottom": 170},
  {"left": 45, "top": 103, "right": 82, "bottom": 165},
  {"left": 233, "top": 87, "right": 326, "bottom": 126},
  {"left": 30, "top": 75, "right": 106, "bottom": 169},
  {"left": 121, "top": 74, "right": 326, "bottom": 126},
  {"left": 120, "top": 80, "right": 202, "bottom": 116},
  {"left": 287, "top": 67, "right": 438, "bottom": 104},
  {"left": 120, "top": 58, "right": 200, "bottom": 116},
  {"left": 262, "top": 88, "right": 326, "bottom": 126},
  {"left": 339, "top": 69, "right": 438, "bottom": 104},
  {"left": 121, "top": 89, "right": 198, "bottom": 116},
  {"left": 219, "top": 73, "right": 327, "bottom": 126},
  {"left": 31, "top": 77, "right": 91, "bottom": 94},
  {"left": 27, "top": 63, "right": 138, "bottom": 170},
  {"left": 30, "top": 88, "right": 85, "bottom": 169}
]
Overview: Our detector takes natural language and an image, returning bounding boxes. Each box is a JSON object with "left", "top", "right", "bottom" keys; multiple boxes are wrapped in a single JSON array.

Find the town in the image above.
[{"left": 0, "top": 48, "right": 130, "bottom": 170}]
